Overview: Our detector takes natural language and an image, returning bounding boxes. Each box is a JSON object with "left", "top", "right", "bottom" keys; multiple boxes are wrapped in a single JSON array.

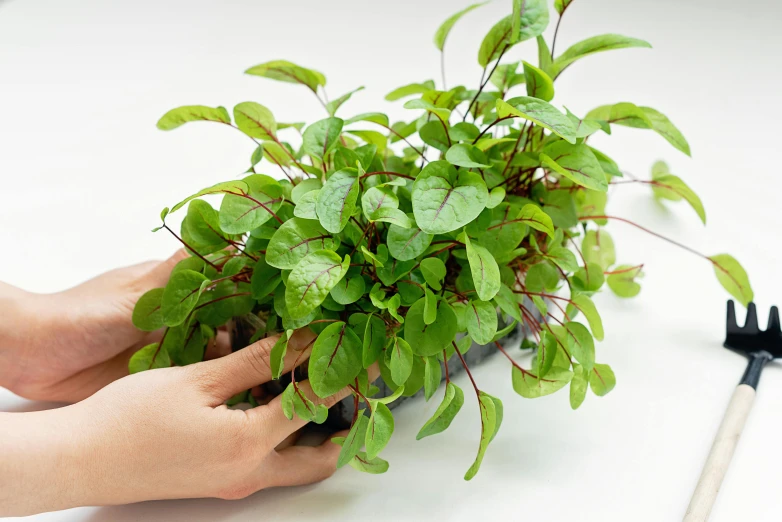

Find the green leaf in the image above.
[
  {"left": 161, "top": 270, "right": 209, "bottom": 327},
  {"left": 330, "top": 276, "right": 366, "bottom": 305},
  {"left": 417, "top": 382, "right": 464, "bottom": 440},
  {"left": 513, "top": 0, "right": 549, "bottom": 44},
  {"left": 465, "top": 300, "right": 498, "bottom": 345},
  {"left": 709, "top": 254, "right": 753, "bottom": 307},
  {"left": 170, "top": 181, "right": 249, "bottom": 213},
  {"left": 337, "top": 412, "right": 369, "bottom": 468},
  {"left": 424, "top": 356, "right": 442, "bottom": 401},
  {"left": 589, "top": 363, "right": 616, "bottom": 396},
  {"left": 129, "top": 342, "right": 170, "bottom": 374},
  {"left": 540, "top": 141, "right": 607, "bottom": 191},
  {"left": 423, "top": 287, "right": 438, "bottom": 325},
  {"left": 404, "top": 298, "right": 458, "bottom": 357},
  {"left": 389, "top": 337, "right": 414, "bottom": 386},
  {"left": 572, "top": 262, "right": 605, "bottom": 293},
  {"left": 517, "top": 203, "right": 555, "bottom": 236},
  {"left": 420, "top": 258, "right": 447, "bottom": 291},
  {"left": 285, "top": 250, "right": 349, "bottom": 320},
  {"left": 270, "top": 330, "right": 292, "bottom": 380},
  {"left": 564, "top": 321, "right": 595, "bottom": 371},
  {"left": 464, "top": 235, "right": 501, "bottom": 301},
  {"left": 478, "top": 15, "right": 524, "bottom": 67},
  {"left": 362, "top": 185, "right": 398, "bottom": 215},
  {"left": 387, "top": 224, "right": 434, "bottom": 261},
  {"left": 412, "top": 161, "right": 488, "bottom": 235},
  {"left": 554, "top": 0, "right": 574, "bottom": 15},
  {"left": 522, "top": 60, "right": 554, "bottom": 101},
  {"left": 486, "top": 187, "right": 505, "bottom": 209},
  {"left": 250, "top": 258, "right": 282, "bottom": 301},
  {"left": 419, "top": 120, "right": 452, "bottom": 153},
  {"left": 219, "top": 175, "right": 283, "bottom": 234},
  {"left": 349, "top": 452, "right": 390, "bottom": 474},
  {"left": 290, "top": 178, "right": 322, "bottom": 204},
  {"left": 349, "top": 313, "right": 386, "bottom": 368},
  {"left": 445, "top": 143, "right": 490, "bottom": 168},
  {"left": 582, "top": 229, "right": 615, "bottom": 269},
  {"left": 652, "top": 174, "right": 706, "bottom": 224},
  {"left": 464, "top": 391, "right": 501, "bottom": 480},
  {"left": 640, "top": 106, "right": 690, "bottom": 156},
  {"left": 497, "top": 98, "right": 576, "bottom": 144},
  {"left": 536, "top": 330, "right": 557, "bottom": 378},
  {"left": 494, "top": 284, "right": 522, "bottom": 324},
  {"left": 303, "top": 117, "right": 344, "bottom": 160},
  {"left": 550, "top": 34, "right": 652, "bottom": 78},
  {"left": 385, "top": 80, "right": 435, "bottom": 101},
  {"left": 156, "top": 105, "right": 230, "bottom": 130},
  {"left": 263, "top": 140, "right": 293, "bottom": 167},
  {"left": 526, "top": 261, "right": 559, "bottom": 293},
  {"left": 566, "top": 108, "right": 602, "bottom": 138},
  {"left": 326, "top": 86, "right": 364, "bottom": 116},
  {"left": 607, "top": 264, "right": 643, "bottom": 298},
  {"left": 132, "top": 288, "right": 166, "bottom": 332},
  {"left": 233, "top": 102, "right": 277, "bottom": 140},
  {"left": 570, "top": 364, "right": 588, "bottom": 409},
  {"left": 293, "top": 190, "right": 319, "bottom": 220},
  {"left": 546, "top": 246, "right": 578, "bottom": 272},
  {"left": 316, "top": 168, "right": 359, "bottom": 233},
  {"left": 345, "top": 112, "right": 389, "bottom": 127},
  {"left": 585, "top": 101, "right": 652, "bottom": 128},
  {"left": 537, "top": 35, "right": 552, "bottom": 74},
  {"left": 450, "top": 122, "right": 480, "bottom": 142},
  {"left": 569, "top": 294, "right": 604, "bottom": 341},
  {"left": 512, "top": 366, "right": 573, "bottom": 398},
  {"left": 434, "top": 2, "right": 488, "bottom": 51},
  {"left": 365, "top": 402, "right": 394, "bottom": 459},
  {"left": 309, "top": 321, "right": 363, "bottom": 397},
  {"left": 266, "top": 218, "right": 338, "bottom": 269},
  {"left": 244, "top": 60, "right": 326, "bottom": 92}
]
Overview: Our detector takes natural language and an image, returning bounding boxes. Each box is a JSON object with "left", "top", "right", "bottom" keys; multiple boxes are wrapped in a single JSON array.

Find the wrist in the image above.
[{"left": 0, "top": 284, "right": 48, "bottom": 392}]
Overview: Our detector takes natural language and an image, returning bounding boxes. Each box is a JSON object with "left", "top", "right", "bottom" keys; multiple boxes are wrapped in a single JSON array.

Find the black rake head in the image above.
[{"left": 725, "top": 300, "right": 782, "bottom": 358}]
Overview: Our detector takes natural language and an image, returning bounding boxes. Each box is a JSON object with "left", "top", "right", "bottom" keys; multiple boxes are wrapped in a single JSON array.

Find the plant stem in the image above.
[
  {"left": 452, "top": 341, "right": 479, "bottom": 395},
  {"left": 162, "top": 224, "right": 218, "bottom": 270}
]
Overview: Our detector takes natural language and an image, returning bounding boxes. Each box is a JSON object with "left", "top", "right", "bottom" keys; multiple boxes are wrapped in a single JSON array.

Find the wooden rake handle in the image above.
[
  {"left": 684, "top": 351, "right": 771, "bottom": 521},
  {"left": 684, "top": 383, "right": 756, "bottom": 521}
]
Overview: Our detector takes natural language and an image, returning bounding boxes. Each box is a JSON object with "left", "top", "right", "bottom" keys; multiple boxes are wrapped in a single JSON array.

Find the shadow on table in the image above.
[{"left": 84, "top": 484, "right": 357, "bottom": 522}]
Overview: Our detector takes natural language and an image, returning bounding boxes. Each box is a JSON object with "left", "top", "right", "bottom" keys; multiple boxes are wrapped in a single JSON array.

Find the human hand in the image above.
[
  {"left": 0, "top": 250, "right": 229, "bottom": 402},
  {"left": 1, "top": 329, "right": 368, "bottom": 516}
]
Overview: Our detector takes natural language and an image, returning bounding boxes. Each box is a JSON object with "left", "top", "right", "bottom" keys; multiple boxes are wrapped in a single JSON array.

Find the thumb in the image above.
[{"left": 138, "top": 249, "right": 189, "bottom": 288}]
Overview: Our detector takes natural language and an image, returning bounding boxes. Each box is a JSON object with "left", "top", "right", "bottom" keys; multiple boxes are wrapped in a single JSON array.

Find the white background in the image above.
[{"left": 1, "top": 0, "right": 781, "bottom": 520}]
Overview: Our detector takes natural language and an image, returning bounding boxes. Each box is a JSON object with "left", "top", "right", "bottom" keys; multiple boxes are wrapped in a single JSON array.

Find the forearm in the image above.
[
  {"left": 0, "top": 405, "right": 99, "bottom": 516},
  {"left": 0, "top": 283, "right": 41, "bottom": 392}
]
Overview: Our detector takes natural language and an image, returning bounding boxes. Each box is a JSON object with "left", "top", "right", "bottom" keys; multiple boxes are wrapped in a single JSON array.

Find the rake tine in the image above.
[
  {"left": 744, "top": 302, "right": 759, "bottom": 333},
  {"left": 768, "top": 306, "right": 781, "bottom": 334},
  {"left": 726, "top": 300, "right": 738, "bottom": 333}
]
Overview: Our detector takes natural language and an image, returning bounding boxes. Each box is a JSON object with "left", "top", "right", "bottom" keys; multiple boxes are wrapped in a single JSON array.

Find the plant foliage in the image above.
[{"left": 132, "top": 0, "right": 753, "bottom": 479}]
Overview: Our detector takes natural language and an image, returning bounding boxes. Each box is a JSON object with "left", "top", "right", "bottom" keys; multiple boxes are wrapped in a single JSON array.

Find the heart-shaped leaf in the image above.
[
  {"left": 412, "top": 160, "right": 488, "bottom": 235},
  {"left": 285, "top": 250, "right": 349, "bottom": 320}
]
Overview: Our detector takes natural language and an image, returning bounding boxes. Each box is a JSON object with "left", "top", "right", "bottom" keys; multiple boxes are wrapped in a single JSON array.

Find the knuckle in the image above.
[{"left": 239, "top": 340, "right": 275, "bottom": 380}]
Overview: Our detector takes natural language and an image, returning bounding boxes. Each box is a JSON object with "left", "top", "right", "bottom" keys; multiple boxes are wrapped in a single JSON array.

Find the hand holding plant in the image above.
[{"left": 0, "top": 329, "right": 364, "bottom": 516}]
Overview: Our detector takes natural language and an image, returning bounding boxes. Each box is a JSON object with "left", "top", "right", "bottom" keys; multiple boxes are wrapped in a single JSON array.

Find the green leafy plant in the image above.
[{"left": 132, "top": 0, "right": 753, "bottom": 479}]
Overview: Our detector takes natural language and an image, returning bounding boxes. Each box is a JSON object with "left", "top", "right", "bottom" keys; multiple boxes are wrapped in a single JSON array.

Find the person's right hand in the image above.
[{"left": 1, "top": 329, "right": 372, "bottom": 516}]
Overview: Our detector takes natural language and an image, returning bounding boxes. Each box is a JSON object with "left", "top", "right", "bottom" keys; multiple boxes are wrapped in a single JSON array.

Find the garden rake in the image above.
[{"left": 684, "top": 300, "right": 782, "bottom": 521}]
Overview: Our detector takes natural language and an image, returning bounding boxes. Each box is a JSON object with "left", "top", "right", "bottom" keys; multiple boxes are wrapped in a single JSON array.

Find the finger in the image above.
[
  {"left": 265, "top": 431, "right": 349, "bottom": 488},
  {"left": 204, "top": 329, "right": 232, "bottom": 360},
  {"left": 274, "top": 430, "right": 301, "bottom": 451},
  {"left": 197, "top": 328, "right": 316, "bottom": 400},
  {"left": 259, "top": 364, "right": 380, "bottom": 443},
  {"left": 137, "top": 249, "right": 189, "bottom": 288}
]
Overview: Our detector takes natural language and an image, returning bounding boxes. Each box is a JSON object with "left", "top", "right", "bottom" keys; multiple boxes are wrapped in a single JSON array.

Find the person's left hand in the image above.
[{"left": 0, "top": 250, "right": 228, "bottom": 402}]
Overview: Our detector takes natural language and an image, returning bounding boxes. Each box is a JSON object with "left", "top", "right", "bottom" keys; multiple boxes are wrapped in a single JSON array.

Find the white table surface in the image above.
[{"left": 2, "top": 0, "right": 781, "bottom": 520}]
